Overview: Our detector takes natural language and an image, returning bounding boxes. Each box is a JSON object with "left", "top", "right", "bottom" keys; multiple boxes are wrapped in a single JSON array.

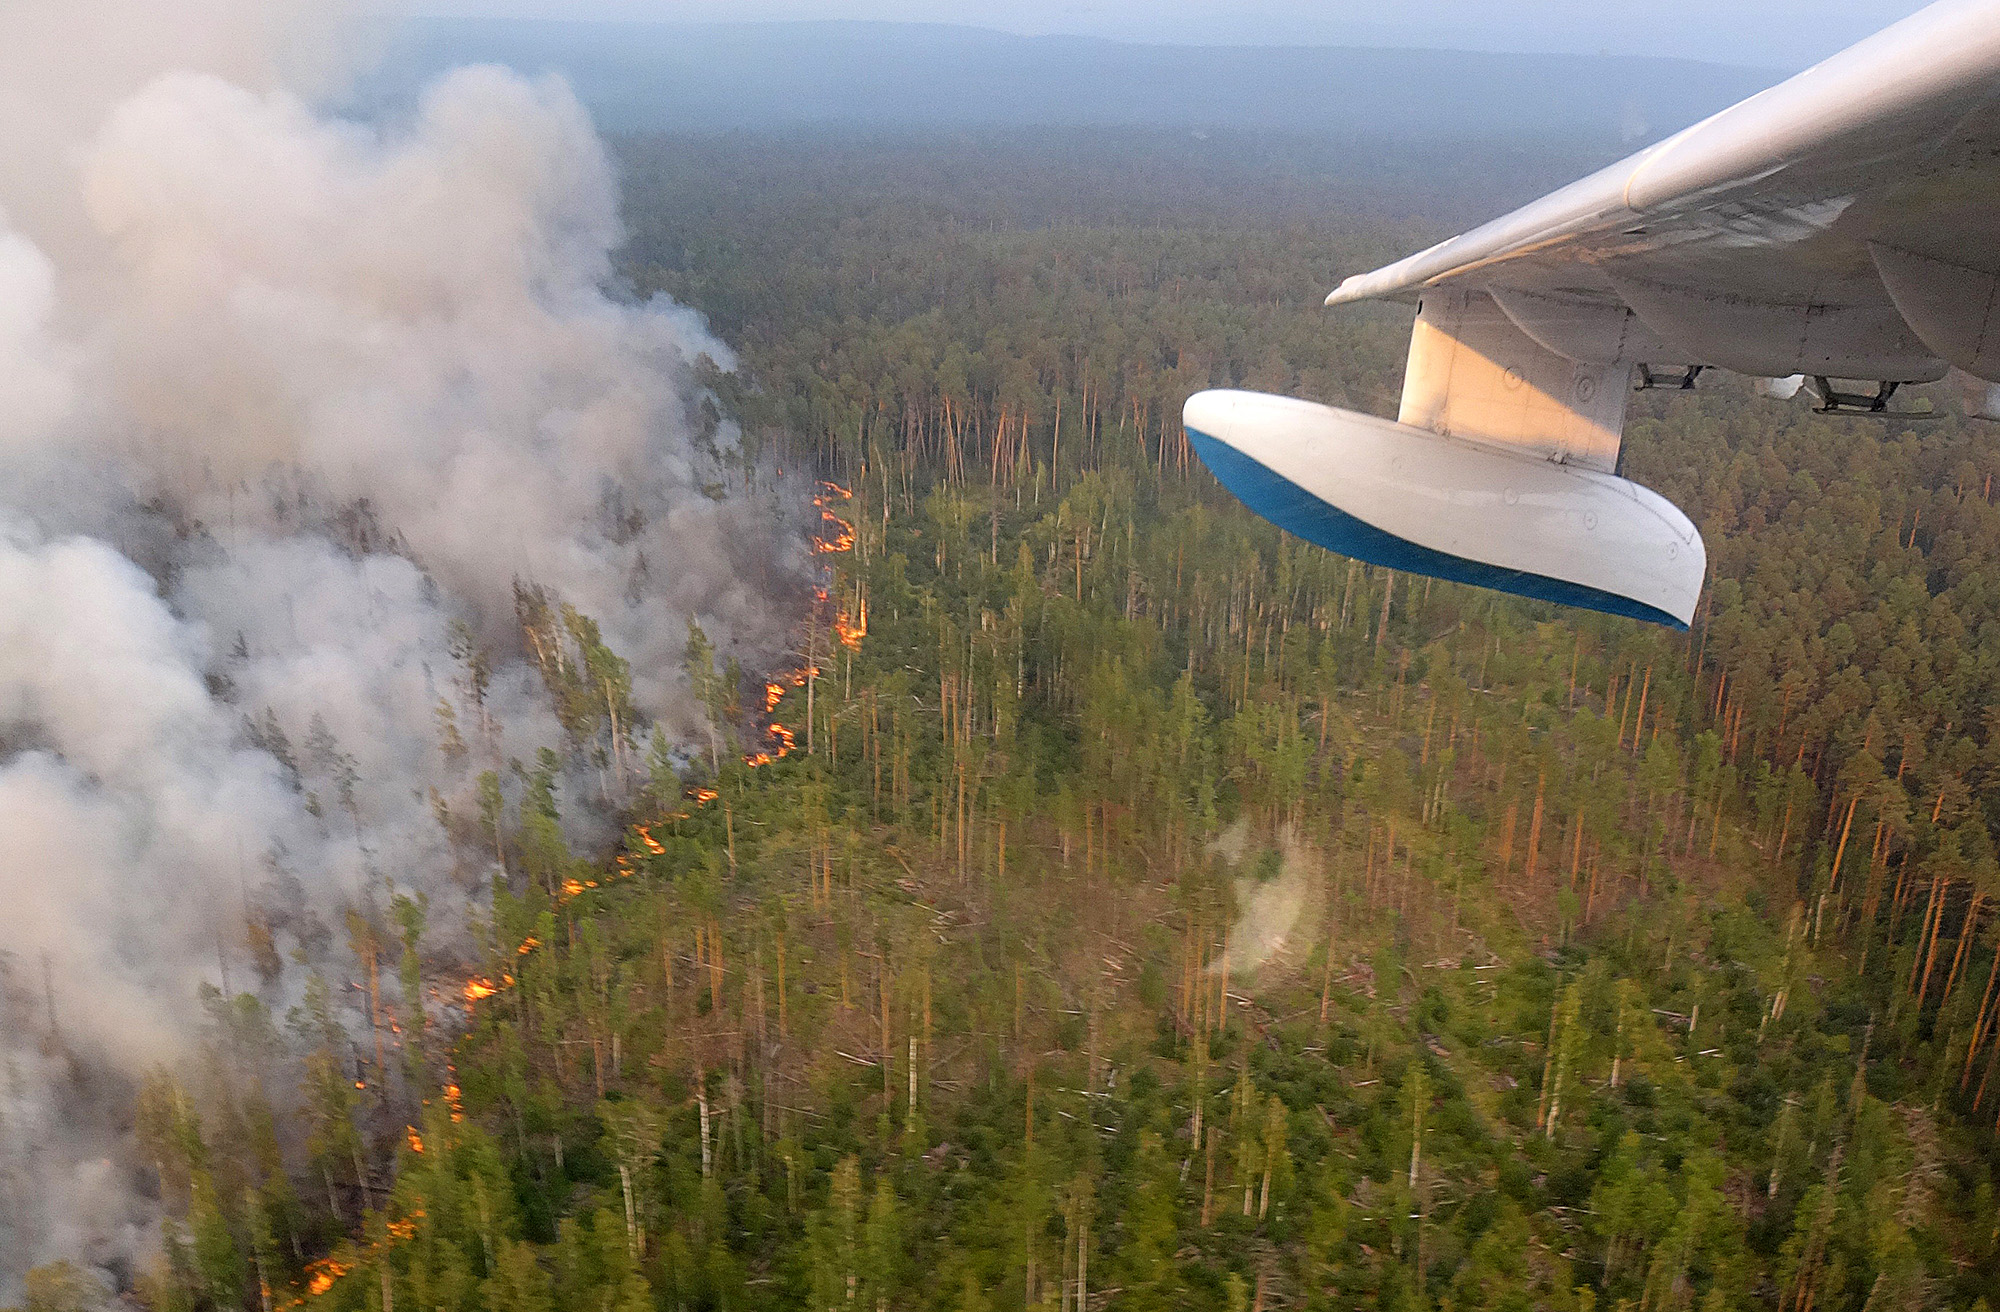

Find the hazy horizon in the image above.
[
  {"left": 348, "top": 16, "right": 1788, "bottom": 141},
  {"left": 403, "top": 0, "right": 1929, "bottom": 69}
]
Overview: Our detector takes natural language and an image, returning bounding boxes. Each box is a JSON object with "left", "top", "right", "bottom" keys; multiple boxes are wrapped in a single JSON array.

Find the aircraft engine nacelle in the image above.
[{"left": 1183, "top": 388, "right": 1705, "bottom": 629}]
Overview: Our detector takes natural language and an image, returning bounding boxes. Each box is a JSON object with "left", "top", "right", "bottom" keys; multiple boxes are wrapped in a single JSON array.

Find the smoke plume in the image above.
[{"left": 0, "top": 0, "right": 791, "bottom": 1284}]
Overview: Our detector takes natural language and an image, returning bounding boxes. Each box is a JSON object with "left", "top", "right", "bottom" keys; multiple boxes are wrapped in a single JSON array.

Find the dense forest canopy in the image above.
[{"left": 40, "top": 128, "right": 2000, "bottom": 1312}]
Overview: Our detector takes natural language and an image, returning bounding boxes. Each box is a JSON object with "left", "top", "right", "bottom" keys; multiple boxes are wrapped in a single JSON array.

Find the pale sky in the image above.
[{"left": 416, "top": 0, "right": 1934, "bottom": 67}]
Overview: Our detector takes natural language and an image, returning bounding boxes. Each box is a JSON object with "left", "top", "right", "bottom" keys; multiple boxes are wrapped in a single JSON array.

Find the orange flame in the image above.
[
  {"left": 516, "top": 936, "right": 541, "bottom": 956},
  {"left": 306, "top": 1259, "right": 349, "bottom": 1296},
  {"left": 746, "top": 718, "right": 799, "bottom": 768},
  {"left": 744, "top": 661, "right": 817, "bottom": 767},
  {"left": 443, "top": 1081, "right": 464, "bottom": 1123},
  {"left": 406, "top": 1126, "right": 425, "bottom": 1154},
  {"left": 297, "top": 1206, "right": 423, "bottom": 1302},
  {"left": 834, "top": 597, "right": 867, "bottom": 651},
  {"left": 634, "top": 823, "right": 667, "bottom": 855},
  {"left": 556, "top": 874, "right": 605, "bottom": 901},
  {"left": 813, "top": 513, "right": 856, "bottom": 554},
  {"left": 463, "top": 978, "right": 497, "bottom": 1003},
  {"left": 812, "top": 485, "right": 856, "bottom": 553},
  {"left": 689, "top": 786, "right": 718, "bottom": 805}
]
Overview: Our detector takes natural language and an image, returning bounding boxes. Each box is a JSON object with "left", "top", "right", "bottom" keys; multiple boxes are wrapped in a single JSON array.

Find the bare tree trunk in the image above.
[
  {"left": 1201, "top": 1125, "right": 1216, "bottom": 1227},
  {"left": 1964, "top": 940, "right": 2000, "bottom": 1089},
  {"left": 620, "top": 1162, "right": 638, "bottom": 1256},
  {"left": 1943, "top": 891, "right": 1983, "bottom": 1007},
  {"left": 1911, "top": 876, "right": 1945, "bottom": 997},
  {"left": 1525, "top": 774, "right": 1547, "bottom": 883},
  {"left": 1917, "top": 880, "right": 1952, "bottom": 1007},
  {"left": 696, "top": 1075, "right": 712, "bottom": 1179},
  {"left": 1075, "top": 1209, "right": 1087, "bottom": 1312}
]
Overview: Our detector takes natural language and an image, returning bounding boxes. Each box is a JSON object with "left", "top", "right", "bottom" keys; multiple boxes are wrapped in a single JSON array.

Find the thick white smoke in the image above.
[
  {"left": 84, "top": 67, "right": 779, "bottom": 709},
  {"left": 0, "top": 3, "right": 792, "bottom": 1285}
]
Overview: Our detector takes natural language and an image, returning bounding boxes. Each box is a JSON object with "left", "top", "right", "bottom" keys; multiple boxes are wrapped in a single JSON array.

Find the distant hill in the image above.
[{"left": 347, "top": 17, "right": 1780, "bottom": 144}]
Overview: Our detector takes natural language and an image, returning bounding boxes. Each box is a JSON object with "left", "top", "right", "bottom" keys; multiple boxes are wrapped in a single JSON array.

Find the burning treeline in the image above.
[
  {"left": 94, "top": 463, "right": 852, "bottom": 1302},
  {"left": 198, "top": 459, "right": 882, "bottom": 1305},
  {"left": 101, "top": 542, "right": 829, "bottom": 1306}
]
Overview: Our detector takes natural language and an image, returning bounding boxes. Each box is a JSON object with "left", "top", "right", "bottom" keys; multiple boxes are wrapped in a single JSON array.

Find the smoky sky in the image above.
[{"left": 410, "top": 0, "right": 1935, "bottom": 68}]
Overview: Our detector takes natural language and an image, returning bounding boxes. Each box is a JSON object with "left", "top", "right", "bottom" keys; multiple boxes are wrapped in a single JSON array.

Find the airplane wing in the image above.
[
  {"left": 1326, "top": 0, "right": 2000, "bottom": 386},
  {"left": 1186, "top": 0, "right": 2000, "bottom": 629}
]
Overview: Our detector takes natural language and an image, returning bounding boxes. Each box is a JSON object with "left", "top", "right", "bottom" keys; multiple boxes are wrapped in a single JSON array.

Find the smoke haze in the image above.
[{"left": 0, "top": 0, "right": 789, "bottom": 1284}]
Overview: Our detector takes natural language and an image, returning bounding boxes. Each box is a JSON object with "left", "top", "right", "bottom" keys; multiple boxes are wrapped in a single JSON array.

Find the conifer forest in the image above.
[{"left": 39, "top": 129, "right": 2000, "bottom": 1312}]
